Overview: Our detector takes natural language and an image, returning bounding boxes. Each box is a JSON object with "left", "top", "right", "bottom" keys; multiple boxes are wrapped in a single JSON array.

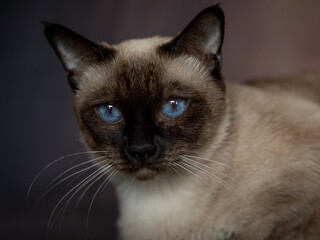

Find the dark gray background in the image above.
[{"left": 1, "top": 0, "right": 320, "bottom": 239}]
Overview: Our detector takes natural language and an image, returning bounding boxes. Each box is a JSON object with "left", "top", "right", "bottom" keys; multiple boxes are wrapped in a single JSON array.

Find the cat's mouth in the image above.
[
  {"left": 133, "top": 167, "right": 158, "bottom": 181},
  {"left": 116, "top": 161, "right": 168, "bottom": 181}
]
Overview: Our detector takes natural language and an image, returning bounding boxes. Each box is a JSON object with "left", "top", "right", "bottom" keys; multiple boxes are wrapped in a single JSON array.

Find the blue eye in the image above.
[
  {"left": 97, "top": 105, "right": 122, "bottom": 123},
  {"left": 161, "top": 99, "right": 187, "bottom": 119}
]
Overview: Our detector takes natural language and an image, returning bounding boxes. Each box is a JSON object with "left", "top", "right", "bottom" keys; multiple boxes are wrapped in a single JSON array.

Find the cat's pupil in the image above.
[
  {"left": 170, "top": 100, "right": 177, "bottom": 109},
  {"left": 108, "top": 105, "right": 113, "bottom": 114}
]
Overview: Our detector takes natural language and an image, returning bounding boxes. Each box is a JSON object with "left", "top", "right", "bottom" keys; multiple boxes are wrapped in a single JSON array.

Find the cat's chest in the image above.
[{"left": 115, "top": 177, "right": 205, "bottom": 240}]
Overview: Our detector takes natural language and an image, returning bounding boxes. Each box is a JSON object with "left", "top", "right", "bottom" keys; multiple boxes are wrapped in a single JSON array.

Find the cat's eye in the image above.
[
  {"left": 97, "top": 104, "right": 122, "bottom": 124},
  {"left": 161, "top": 99, "right": 187, "bottom": 119}
]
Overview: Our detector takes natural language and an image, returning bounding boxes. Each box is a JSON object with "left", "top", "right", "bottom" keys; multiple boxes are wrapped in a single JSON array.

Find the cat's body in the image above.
[
  {"left": 115, "top": 72, "right": 320, "bottom": 240},
  {"left": 44, "top": 5, "right": 320, "bottom": 240}
]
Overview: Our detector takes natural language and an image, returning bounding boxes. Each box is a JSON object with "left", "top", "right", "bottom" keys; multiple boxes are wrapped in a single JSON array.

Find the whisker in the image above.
[
  {"left": 86, "top": 169, "right": 118, "bottom": 234},
  {"left": 56, "top": 167, "right": 109, "bottom": 232},
  {"left": 180, "top": 155, "right": 238, "bottom": 183},
  {"left": 42, "top": 156, "right": 106, "bottom": 193},
  {"left": 180, "top": 149, "right": 204, "bottom": 154},
  {"left": 181, "top": 154, "right": 233, "bottom": 169},
  {"left": 47, "top": 164, "right": 109, "bottom": 230},
  {"left": 173, "top": 162, "right": 208, "bottom": 187},
  {"left": 50, "top": 169, "right": 106, "bottom": 232},
  {"left": 58, "top": 164, "right": 113, "bottom": 229},
  {"left": 179, "top": 160, "right": 234, "bottom": 191},
  {"left": 170, "top": 164, "right": 183, "bottom": 178},
  {"left": 179, "top": 160, "right": 247, "bottom": 204},
  {"left": 37, "top": 158, "right": 107, "bottom": 203},
  {"left": 75, "top": 165, "right": 113, "bottom": 208},
  {"left": 64, "top": 164, "right": 96, "bottom": 188},
  {"left": 27, "top": 150, "right": 110, "bottom": 199}
]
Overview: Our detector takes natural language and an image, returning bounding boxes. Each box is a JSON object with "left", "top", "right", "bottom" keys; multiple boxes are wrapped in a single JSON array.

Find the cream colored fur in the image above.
[{"left": 110, "top": 54, "right": 320, "bottom": 239}]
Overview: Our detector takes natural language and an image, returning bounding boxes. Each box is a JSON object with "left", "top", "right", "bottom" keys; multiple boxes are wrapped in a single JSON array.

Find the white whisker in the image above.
[
  {"left": 180, "top": 155, "right": 238, "bottom": 183},
  {"left": 170, "top": 164, "right": 183, "bottom": 178},
  {"left": 75, "top": 165, "right": 113, "bottom": 207},
  {"left": 86, "top": 169, "right": 118, "bottom": 234},
  {"left": 179, "top": 159, "right": 247, "bottom": 204},
  {"left": 179, "top": 160, "right": 234, "bottom": 191},
  {"left": 42, "top": 156, "right": 106, "bottom": 193},
  {"left": 58, "top": 164, "right": 113, "bottom": 227},
  {"left": 37, "top": 158, "right": 107, "bottom": 203},
  {"left": 47, "top": 164, "right": 109, "bottom": 230},
  {"left": 182, "top": 154, "right": 232, "bottom": 169},
  {"left": 173, "top": 162, "right": 208, "bottom": 187},
  {"left": 27, "top": 150, "right": 110, "bottom": 199}
]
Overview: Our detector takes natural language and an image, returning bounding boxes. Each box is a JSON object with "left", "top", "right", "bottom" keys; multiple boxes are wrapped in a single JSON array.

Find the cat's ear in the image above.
[
  {"left": 160, "top": 5, "right": 224, "bottom": 71},
  {"left": 43, "top": 22, "right": 115, "bottom": 91}
]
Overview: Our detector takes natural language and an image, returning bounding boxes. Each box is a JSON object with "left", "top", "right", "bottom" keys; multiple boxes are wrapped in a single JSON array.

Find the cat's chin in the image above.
[{"left": 133, "top": 167, "right": 158, "bottom": 181}]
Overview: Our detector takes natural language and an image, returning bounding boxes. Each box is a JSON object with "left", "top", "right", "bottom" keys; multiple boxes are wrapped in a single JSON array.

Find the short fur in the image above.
[{"left": 44, "top": 5, "right": 320, "bottom": 240}]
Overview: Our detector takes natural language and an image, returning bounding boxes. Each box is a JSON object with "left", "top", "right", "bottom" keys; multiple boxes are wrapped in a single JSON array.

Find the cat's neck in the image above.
[
  {"left": 112, "top": 102, "right": 236, "bottom": 239},
  {"left": 114, "top": 171, "right": 209, "bottom": 240}
]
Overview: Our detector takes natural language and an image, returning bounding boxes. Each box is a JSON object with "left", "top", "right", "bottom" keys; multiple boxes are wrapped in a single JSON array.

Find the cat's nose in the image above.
[{"left": 126, "top": 142, "right": 158, "bottom": 163}]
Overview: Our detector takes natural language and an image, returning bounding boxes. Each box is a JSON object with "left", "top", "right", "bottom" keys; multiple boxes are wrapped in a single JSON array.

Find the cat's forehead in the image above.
[
  {"left": 113, "top": 37, "right": 210, "bottom": 81},
  {"left": 113, "top": 36, "right": 171, "bottom": 55},
  {"left": 77, "top": 37, "right": 212, "bottom": 104}
]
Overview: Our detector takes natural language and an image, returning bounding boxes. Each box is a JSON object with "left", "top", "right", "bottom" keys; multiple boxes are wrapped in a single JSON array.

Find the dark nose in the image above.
[
  {"left": 127, "top": 143, "right": 159, "bottom": 165},
  {"left": 127, "top": 142, "right": 155, "bottom": 161}
]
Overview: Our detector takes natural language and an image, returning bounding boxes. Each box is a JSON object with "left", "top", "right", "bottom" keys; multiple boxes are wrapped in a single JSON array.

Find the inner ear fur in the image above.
[
  {"left": 44, "top": 22, "right": 116, "bottom": 91},
  {"left": 159, "top": 5, "right": 225, "bottom": 71}
]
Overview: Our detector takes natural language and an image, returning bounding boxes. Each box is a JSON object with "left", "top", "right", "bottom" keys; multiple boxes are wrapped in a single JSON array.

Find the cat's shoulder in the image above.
[
  {"left": 225, "top": 72, "right": 320, "bottom": 150},
  {"left": 243, "top": 71, "right": 320, "bottom": 104}
]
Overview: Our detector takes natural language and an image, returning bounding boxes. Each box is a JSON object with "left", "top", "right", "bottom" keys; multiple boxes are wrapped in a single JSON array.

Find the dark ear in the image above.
[
  {"left": 43, "top": 22, "right": 116, "bottom": 91},
  {"left": 160, "top": 5, "right": 224, "bottom": 72}
]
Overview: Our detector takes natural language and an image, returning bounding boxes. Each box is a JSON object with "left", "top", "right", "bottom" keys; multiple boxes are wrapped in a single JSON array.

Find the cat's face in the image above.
[{"left": 45, "top": 5, "right": 226, "bottom": 180}]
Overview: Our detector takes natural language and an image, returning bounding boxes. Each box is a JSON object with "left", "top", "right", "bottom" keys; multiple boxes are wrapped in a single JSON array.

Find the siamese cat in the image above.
[{"left": 44, "top": 5, "right": 320, "bottom": 240}]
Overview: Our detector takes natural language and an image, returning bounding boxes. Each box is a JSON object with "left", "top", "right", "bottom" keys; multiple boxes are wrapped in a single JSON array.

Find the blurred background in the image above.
[{"left": 1, "top": 0, "right": 319, "bottom": 239}]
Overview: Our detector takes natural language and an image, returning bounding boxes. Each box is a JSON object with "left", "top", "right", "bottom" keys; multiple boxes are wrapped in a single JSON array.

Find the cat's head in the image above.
[{"left": 44, "top": 5, "right": 227, "bottom": 180}]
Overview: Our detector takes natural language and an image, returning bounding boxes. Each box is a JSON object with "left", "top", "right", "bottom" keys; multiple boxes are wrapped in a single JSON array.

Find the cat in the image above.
[{"left": 44, "top": 5, "right": 320, "bottom": 240}]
